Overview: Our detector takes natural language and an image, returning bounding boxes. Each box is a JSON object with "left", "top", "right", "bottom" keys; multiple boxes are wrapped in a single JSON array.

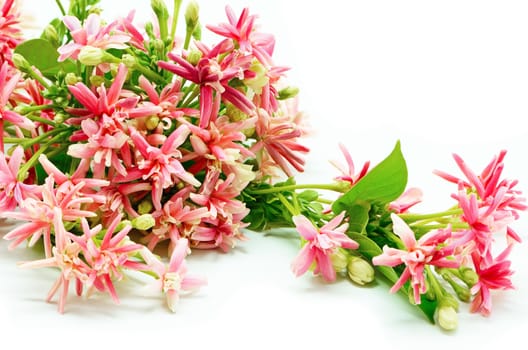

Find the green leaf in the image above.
[
  {"left": 416, "top": 296, "right": 438, "bottom": 324},
  {"left": 332, "top": 140, "right": 408, "bottom": 214},
  {"left": 14, "top": 38, "right": 76, "bottom": 77}
]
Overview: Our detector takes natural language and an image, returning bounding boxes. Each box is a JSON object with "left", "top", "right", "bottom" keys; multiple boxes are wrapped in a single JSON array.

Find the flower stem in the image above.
[
  {"left": 19, "top": 128, "right": 67, "bottom": 149},
  {"left": 248, "top": 182, "right": 347, "bottom": 195},
  {"left": 25, "top": 115, "right": 58, "bottom": 127},
  {"left": 398, "top": 208, "right": 462, "bottom": 222},
  {"left": 277, "top": 193, "right": 299, "bottom": 216},
  {"left": 17, "top": 131, "right": 69, "bottom": 181},
  {"left": 55, "top": 0, "right": 66, "bottom": 16},
  {"left": 169, "top": 0, "right": 183, "bottom": 51}
]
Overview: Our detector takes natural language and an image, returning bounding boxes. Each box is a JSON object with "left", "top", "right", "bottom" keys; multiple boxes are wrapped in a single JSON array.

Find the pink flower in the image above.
[
  {"left": 182, "top": 115, "right": 255, "bottom": 173},
  {"left": 140, "top": 238, "right": 206, "bottom": 312},
  {"left": 206, "top": 6, "right": 275, "bottom": 65},
  {"left": 435, "top": 151, "right": 527, "bottom": 245},
  {"left": 291, "top": 212, "right": 358, "bottom": 282},
  {"left": 3, "top": 175, "right": 97, "bottom": 257},
  {"left": 138, "top": 75, "right": 198, "bottom": 122},
  {"left": 69, "top": 216, "right": 146, "bottom": 304},
  {"left": 372, "top": 213, "right": 460, "bottom": 304},
  {"left": 58, "top": 13, "right": 130, "bottom": 61},
  {"left": 116, "top": 125, "right": 200, "bottom": 210},
  {"left": 470, "top": 245, "right": 515, "bottom": 317},
  {"left": 146, "top": 191, "right": 210, "bottom": 252},
  {"left": 0, "top": 0, "right": 22, "bottom": 65},
  {"left": 158, "top": 47, "right": 255, "bottom": 128},
  {"left": 18, "top": 212, "right": 91, "bottom": 314},
  {"left": 67, "top": 63, "right": 161, "bottom": 123},
  {"left": 251, "top": 109, "right": 309, "bottom": 177},
  {"left": 330, "top": 143, "right": 370, "bottom": 186},
  {"left": 0, "top": 61, "right": 34, "bottom": 151},
  {"left": 190, "top": 167, "right": 245, "bottom": 220},
  {"left": 190, "top": 203, "right": 249, "bottom": 252},
  {"left": 389, "top": 187, "right": 423, "bottom": 213},
  {"left": 0, "top": 146, "right": 39, "bottom": 211},
  {"left": 67, "top": 116, "right": 130, "bottom": 178}
]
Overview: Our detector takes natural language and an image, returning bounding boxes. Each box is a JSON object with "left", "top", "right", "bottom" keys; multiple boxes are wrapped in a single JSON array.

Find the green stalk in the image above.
[
  {"left": 398, "top": 208, "right": 463, "bottom": 222},
  {"left": 277, "top": 193, "right": 299, "bottom": 217},
  {"left": 55, "top": 0, "right": 66, "bottom": 16},
  {"left": 249, "top": 183, "right": 347, "bottom": 195},
  {"left": 17, "top": 132, "right": 69, "bottom": 181},
  {"left": 169, "top": 0, "right": 183, "bottom": 51}
]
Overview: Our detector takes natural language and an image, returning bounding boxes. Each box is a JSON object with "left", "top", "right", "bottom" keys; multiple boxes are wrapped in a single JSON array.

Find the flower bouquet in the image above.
[{"left": 0, "top": 0, "right": 526, "bottom": 331}]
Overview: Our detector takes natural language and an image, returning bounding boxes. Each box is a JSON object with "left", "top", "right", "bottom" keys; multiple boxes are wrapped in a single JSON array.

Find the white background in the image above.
[{"left": 1, "top": 0, "right": 527, "bottom": 348}]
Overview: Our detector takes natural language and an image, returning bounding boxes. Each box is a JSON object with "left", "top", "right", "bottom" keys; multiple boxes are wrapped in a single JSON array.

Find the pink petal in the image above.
[
  {"left": 292, "top": 214, "right": 317, "bottom": 241},
  {"left": 290, "top": 244, "right": 314, "bottom": 277},
  {"left": 390, "top": 213, "right": 416, "bottom": 249}
]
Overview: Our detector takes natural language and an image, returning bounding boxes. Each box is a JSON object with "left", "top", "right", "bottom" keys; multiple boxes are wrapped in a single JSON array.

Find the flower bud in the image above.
[
  {"left": 122, "top": 54, "right": 137, "bottom": 68},
  {"left": 151, "top": 0, "right": 169, "bottom": 21},
  {"left": 437, "top": 305, "right": 458, "bottom": 331},
  {"left": 245, "top": 60, "right": 269, "bottom": 94},
  {"left": 41, "top": 24, "right": 59, "bottom": 47},
  {"left": 53, "top": 112, "right": 66, "bottom": 123},
  {"left": 330, "top": 248, "right": 348, "bottom": 273},
  {"left": 441, "top": 270, "right": 471, "bottom": 302},
  {"left": 152, "top": 38, "right": 165, "bottom": 53},
  {"left": 187, "top": 49, "right": 202, "bottom": 66},
  {"left": 12, "top": 53, "right": 31, "bottom": 71},
  {"left": 185, "top": 1, "right": 200, "bottom": 30},
  {"left": 138, "top": 200, "right": 154, "bottom": 215},
  {"left": 132, "top": 214, "right": 156, "bottom": 230},
  {"left": 64, "top": 73, "right": 80, "bottom": 85},
  {"left": 78, "top": 46, "right": 105, "bottom": 66},
  {"left": 460, "top": 267, "right": 479, "bottom": 287},
  {"left": 278, "top": 86, "right": 300, "bottom": 100},
  {"left": 347, "top": 256, "right": 375, "bottom": 285},
  {"left": 145, "top": 116, "right": 160, "bottom": 130},
  {"left": 89, "top": 75, "right": 105, "bottom": 87}
]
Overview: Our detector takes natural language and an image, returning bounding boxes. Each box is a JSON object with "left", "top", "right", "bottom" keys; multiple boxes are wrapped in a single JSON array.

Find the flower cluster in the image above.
[{"left": 0, "top": 0, "right": 525, "bottom": 331}]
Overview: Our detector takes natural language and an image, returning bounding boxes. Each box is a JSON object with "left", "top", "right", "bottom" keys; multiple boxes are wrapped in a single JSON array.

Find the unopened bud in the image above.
[
  {"left": 151, "top": 0, "right": 169, "bottom": 21},
  {"left": 41, "top": 24, "right": 59, "bottom": 47},
  {"left": 88, "top": 6, "right": 102, "bottom": 15},
  {"left": 437, "top": 306, "right": 458, "bottom": 331},
  {"left": 132, "top": 214, "right": 156, "bottom": 231},
  {"left": 460, "top": 267, "right": 479, "bottom": 287},
  {"left": 347, "top": 256, "right": 375, "bottom": 285},
  {"left": 330, "top": 248, "right": 348, "bottom": 273},
  {"left": 138, "top": 200, "right": 154, "bottom": 215},
  {"left": 53, "top": 112, "right": 66, "bottom": 123},
  {"left": 12, "top": 53, "right": 31, "bottom": 71},
  {"left": 122, "top": 54, "right": 137, "bottom": 68},
  {"left": 187, "top": 49, "right": 202, "bottom": 66},
  {"left": 278, "top": 86, "right": 300, "bottom": 100},
  {"left": 185, "top": 1, "right": 200, "bottom": 30},
  {"left": 152, "top": 38, "right": 165, "bottom": 52},
  {"left": 64, "top": 73, "right": 80, "bottom": 85},
  {"left": 245, "top": 60, "right": 268, "bottom": 94},
  {"left": 145, "top": 116, "right": 160, "bottom": 130},
  {"left": 441, "top": 271, "right": 471, "bottom": 302},
  {"left": 78, "top": 46, "right": 105, "bottom": 66},
  {"left": 89, "top": 75, "right": 105, "bottom": 87}
]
